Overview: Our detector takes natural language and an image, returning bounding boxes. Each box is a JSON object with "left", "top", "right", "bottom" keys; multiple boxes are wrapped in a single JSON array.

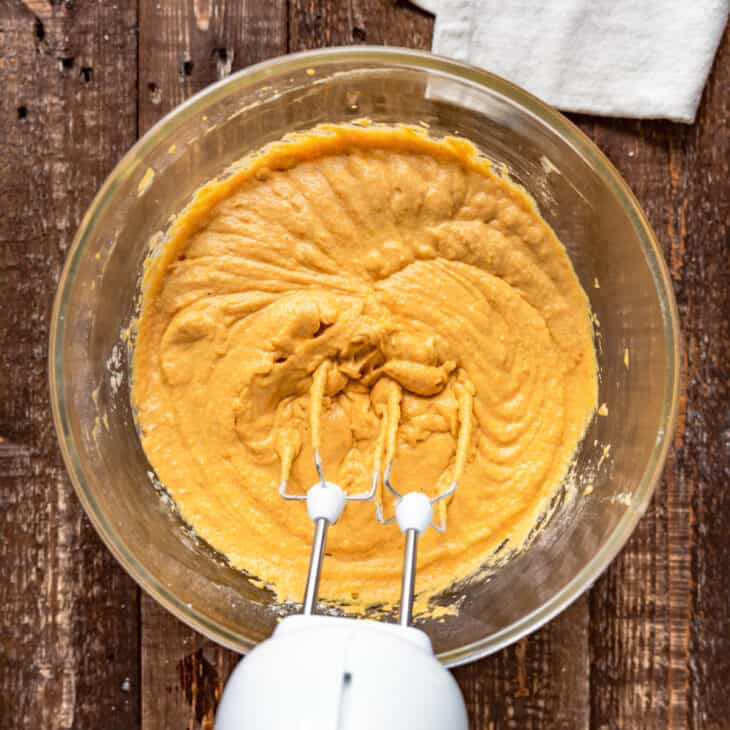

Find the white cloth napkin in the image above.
[{"left": 412, "top": 0, "right": 729, "bottom": 123}]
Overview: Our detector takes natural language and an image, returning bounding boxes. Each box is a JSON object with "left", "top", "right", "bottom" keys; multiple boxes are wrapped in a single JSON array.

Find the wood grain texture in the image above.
[
  {"left": 140, "top": 600, "right": 239, "bottom": 730},
  {"left": 574, "top": 24, "right": 730, "bottom": 730},
  {"left": 673, "top": 32, "right": 730, "bottom": 730},
  {"left": 138, "top": 0, "right": 288, "bottom": 132},
  {"left": 289, "top": 0, "right": 434, "bottom": 51},
  {"left": 0, "top": 1, "right": 140, "bottom": 729},
  {"left": 453, "top": 599, "right": 591, "bottom": 730},
  {"left": 136, "top": 2, "right": 287, "bottom": 728},
  {"left": 577, "top": 113, "right": 680, "bottom": 729},
  {"left": 1, "top": 2, "right": 728, "bottom": 729}
]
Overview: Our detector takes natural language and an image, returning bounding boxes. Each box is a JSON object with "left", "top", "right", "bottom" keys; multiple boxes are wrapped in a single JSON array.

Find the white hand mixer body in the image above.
[{"left": 215, "top": 365, "right": 472, "bottom": 730}]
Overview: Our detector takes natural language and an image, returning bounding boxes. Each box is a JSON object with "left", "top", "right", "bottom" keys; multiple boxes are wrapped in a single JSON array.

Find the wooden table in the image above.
[{"left": 2, "top": 2, "right": 728, "bottom": 728}]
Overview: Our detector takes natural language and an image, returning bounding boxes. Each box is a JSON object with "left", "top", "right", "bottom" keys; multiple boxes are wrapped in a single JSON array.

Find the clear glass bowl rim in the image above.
[{"left": 49, "top": 46, "right": 681, "bottom": 667}]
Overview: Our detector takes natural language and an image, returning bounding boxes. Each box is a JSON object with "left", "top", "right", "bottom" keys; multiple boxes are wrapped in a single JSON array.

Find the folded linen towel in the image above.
[{"left": 412, "top": 0, "right": 729, "bottom": 122}]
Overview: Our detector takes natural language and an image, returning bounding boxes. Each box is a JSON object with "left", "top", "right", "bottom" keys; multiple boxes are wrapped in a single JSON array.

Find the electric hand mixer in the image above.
[{"left": 216, "top": 362, "right": 471, "bottom": 730}]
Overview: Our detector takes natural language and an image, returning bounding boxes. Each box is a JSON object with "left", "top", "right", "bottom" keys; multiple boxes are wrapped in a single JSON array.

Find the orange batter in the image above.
[{"left": 132, "top": 124, "right": 597, "bottom": 613}]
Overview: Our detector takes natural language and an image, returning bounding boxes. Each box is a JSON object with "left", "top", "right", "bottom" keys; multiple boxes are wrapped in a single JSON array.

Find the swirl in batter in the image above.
[{"left": 132, "top": 125, "right": 597, "bottom": 612}]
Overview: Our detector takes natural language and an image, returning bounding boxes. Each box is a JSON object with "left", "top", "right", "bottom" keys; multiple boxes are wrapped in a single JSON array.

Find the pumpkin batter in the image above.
[{"left": 132, "top": 124, "right": 597, "bottom": 613}]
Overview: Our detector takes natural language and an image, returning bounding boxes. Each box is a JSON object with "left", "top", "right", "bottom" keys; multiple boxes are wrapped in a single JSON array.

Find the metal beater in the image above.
[{"left": 215, "top": 363, "right": 471, "bottom": 730}]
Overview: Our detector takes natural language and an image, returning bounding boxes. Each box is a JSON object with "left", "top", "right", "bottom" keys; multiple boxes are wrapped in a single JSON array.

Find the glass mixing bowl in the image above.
[{"left": 49, "top": 47, "right": 679, "bottom": 667}]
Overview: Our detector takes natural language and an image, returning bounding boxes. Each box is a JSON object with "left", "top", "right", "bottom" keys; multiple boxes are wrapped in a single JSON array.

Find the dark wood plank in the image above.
[
  {"left": 583, "top": 24, "right": 730, "bottom": 730},
  {"left": 573, "top": 113, "right": 679, "bottom": 728},
  {"left": 669, "top": 32, "right": 730, "bottom": 730},
  {"left": 453, "top": 599, "right": 591, "bottom": 730},
  {"left": 138, "top": 0, "right": 289, "bottom": 132},
  {"left": 289, "top": 0, "right": 434, "bottom": 51},
  {"left": 136, "top": 2, "right": 288, "bottom": 728},
  {"left": 0, "top": 1, "right": 140, "bottom": 729},
  {"left": 141, "top": 602, "right": 239, "bottom": 730}
]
